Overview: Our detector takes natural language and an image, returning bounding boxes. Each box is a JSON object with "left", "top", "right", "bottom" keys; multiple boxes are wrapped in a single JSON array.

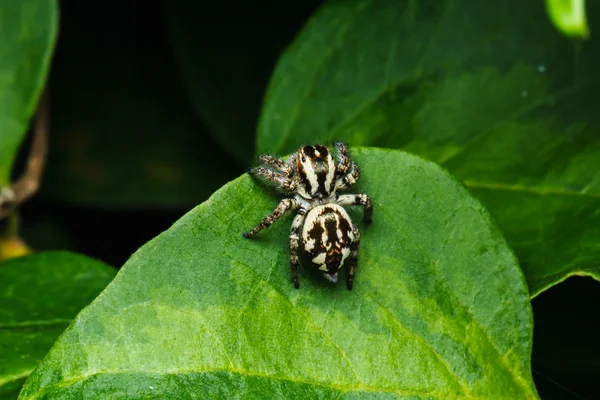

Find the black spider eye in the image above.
[{"left": 301, "top": 156, "right": 306, "bottom": 162}]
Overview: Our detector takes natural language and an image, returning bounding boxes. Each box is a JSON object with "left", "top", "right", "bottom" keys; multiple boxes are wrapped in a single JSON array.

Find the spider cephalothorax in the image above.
[{"left": 242, "top": 141, "right": 372, "bottom": 290}]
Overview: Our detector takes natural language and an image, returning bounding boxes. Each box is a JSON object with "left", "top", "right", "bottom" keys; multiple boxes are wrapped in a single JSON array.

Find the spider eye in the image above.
[{"left": 301, "top": 156, "right": 306, "bottom": 162}]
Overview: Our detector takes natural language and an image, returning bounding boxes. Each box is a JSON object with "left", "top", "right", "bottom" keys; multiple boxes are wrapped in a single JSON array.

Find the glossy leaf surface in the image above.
[
  {"left": 0, "top": 0, "right": 57, "bottom": 185},
  {"left": 0, "top": 251, "right": 116, "bottom": 398},
  {"left": 545, "top": 0, "right": 589, "bottom": 38},
  {"left": 257, "top": 0, "right": 600, "bottom": 296},
  {"left": 20, "top": 149, "right": 538, "bottom": 399}
]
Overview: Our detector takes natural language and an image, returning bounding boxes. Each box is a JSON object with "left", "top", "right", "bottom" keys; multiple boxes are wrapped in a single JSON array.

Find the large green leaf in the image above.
[
  {"left": 0, "top": 0, "right": 58, "bottom": 186},
  {"left": 19, "top": 148, "right": 538, "bottom": 399},
  {"left": 0, "top": 251, "right": 116, "bottom": 398},
  {"left": 257, "top": 0, "right": 600, "bottom": 296}
]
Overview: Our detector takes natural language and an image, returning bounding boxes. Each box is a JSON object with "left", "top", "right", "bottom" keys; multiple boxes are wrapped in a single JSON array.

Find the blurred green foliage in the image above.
[{"left": 546, "top": 0, "right": 589, "bottom": 38}]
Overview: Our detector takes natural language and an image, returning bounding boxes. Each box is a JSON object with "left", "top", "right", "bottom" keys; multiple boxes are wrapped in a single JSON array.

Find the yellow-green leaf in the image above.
[{"left": 19, "top": 149, "right": 538, "bottom": 399}]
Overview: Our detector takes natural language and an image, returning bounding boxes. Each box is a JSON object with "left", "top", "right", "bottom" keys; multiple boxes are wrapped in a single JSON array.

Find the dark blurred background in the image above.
[
  {"left": 17, "top": 0, "right": 323, "bottom": 265},
  {"left": 10, "top": 1, "right": 599, "bottom": 398}
]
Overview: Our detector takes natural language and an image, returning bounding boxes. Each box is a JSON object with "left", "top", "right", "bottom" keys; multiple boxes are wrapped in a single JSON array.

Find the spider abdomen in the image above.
[{"left": 301, "top": 204, "right": 355, "bottom": 282}]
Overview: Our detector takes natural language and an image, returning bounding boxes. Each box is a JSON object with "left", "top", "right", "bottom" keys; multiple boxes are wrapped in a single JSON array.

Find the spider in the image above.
[{"left": 242, "top": 141, "right": 372, "bottom": 290}]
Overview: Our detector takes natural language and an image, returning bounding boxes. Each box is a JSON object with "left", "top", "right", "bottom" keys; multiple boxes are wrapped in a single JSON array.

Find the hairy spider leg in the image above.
[
  {"left": 251, "top": 167, "right": 296, "bottom": 192},
  {"left": 243, "top": 198, "right": 297, "bottom": 238},
  {"left": 258, "top": 154, "right": 293, "bottom": 176},
  {"left": 289, "top": 209, "right": 306, "bottom": 289},
  {"left": 336, "top": 194, "right": 373, "bottom": 224},
  {"left": 347, "top": 225, "right": 361, "bottom": 290},
  {"left": 335, "top": 162, "right": 361, "bottom": 191},
  {"left": 333, "top": 141, "right": 351, "bottom": 177}
]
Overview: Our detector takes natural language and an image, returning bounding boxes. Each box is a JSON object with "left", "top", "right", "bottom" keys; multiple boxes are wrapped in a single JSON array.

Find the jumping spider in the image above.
[{"left": 242, "top": 141, "right": 372, "bottom": 290}]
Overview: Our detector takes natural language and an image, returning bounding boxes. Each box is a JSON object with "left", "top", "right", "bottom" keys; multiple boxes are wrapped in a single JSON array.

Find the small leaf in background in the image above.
[
  {"left": 0, "top": 0, "right": 58, "bottom": 186},
  {"left": 19, "top": 149, "right": 538, "bottom": 399},
  {"left": 546, "top": 0, "right": 589, "bottom": 38},
  {"left": 167, "top": 1, "right": 319, "bottom": 166},
  {"left": 0, "top": 251, "right": 116, "bottom": 398},
  {"left": 40, "top": 3, "right": 240, "bottom": 208},
  {"left": 257, "top": 0, "right": 600, "bottom": 296}
]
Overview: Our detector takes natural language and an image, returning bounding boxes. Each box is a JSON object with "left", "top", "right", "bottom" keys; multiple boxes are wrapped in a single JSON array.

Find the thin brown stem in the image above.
[{"left": 0, "top": 88, "right": 50, "bottom": 219}]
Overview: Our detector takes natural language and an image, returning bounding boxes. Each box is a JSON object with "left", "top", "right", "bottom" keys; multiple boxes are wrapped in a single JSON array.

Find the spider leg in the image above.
[
  {"left": 251, "top": 166, "right": 295, "bottom": 192},
  {"left": 333, "top": 141, "right": 351, "bottom": 177},
  {"left": 336, "top": 194, "right": 372, "bottom": 224},
  {"left": 243, "top": 198, "right": 297, "bottom": 238},
  {"left": 347, "top": 224, "right": 360, "bottom": 290},
  {"left": 335, "top": 162, "right": 360, "bottom": 191},
  {"left": 258, "top": 154, "right": 293, "bottom": 176},
  {"left": 289, "top": 209, "right": 306, "bottom": 289}
]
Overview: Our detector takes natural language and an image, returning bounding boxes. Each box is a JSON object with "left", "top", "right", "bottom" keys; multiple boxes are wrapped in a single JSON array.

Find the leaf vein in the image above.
[
  {"left": 465, "top": 180, "right": 600, "bottom": 198},
  {"left": 25, "top": 368, "right": 496, "bottom": 400}
]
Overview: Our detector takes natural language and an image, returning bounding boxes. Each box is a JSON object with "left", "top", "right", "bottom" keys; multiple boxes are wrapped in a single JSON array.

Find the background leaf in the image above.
[
  {"left": 0, "top": 251, "right": 116, "bottom": 398},
  {"left": 0, "top": 0, "right": 57, "bottom": 186},
  {"left": 257, "top": 0, "right": 600, "bottom": 296},
  {"left": 167, "top": 1, "right": 319, "bottom": 165},
  {"left": 545, "top": 0, "right": 589, "bottom": 38},
  {"left": 20, "top": 148, "right": 537, "bottom": 399}
]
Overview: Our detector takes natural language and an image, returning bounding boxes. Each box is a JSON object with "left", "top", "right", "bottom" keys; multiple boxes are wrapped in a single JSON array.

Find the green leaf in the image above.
[
  {"left": 545, "top": 0, "right": 589, "bottom": 38},
  {"left": 0, "top": 251, "right": 116, "bottom": 398},
  {"left": 0, "top": 0, "right": 58, "bottom": 186},
  {"left": 257, "top": 0, "right": 600, "bottom": 296},
  {"left": 19, "top": 148, "right": 538, "bottom": 399},
  {"left": 41, "top": 36, "right": 240, "bottom": 207}
]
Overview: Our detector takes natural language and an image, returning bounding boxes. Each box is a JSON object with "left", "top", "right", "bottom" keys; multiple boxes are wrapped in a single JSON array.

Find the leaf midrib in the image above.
[
  {"left": 28, "top": 256, "right": 488, "bottom": 399},
  {"left": 24, "top": 368, "right": 494, "bottom": 400},
  {"left": 0, "top": 318, "right": 71, "bottom": 331},
  {"left": 465, "top": 180, "right": 600, "bottom": 199},
  {"left": 0, "top": 369, "right": 31, "bottom": 387}
]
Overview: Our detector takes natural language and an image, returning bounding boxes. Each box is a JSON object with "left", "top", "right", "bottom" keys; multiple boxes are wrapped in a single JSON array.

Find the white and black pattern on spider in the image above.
[{"left": 242, "top": 141, "right": 372, "bottom": 290}]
